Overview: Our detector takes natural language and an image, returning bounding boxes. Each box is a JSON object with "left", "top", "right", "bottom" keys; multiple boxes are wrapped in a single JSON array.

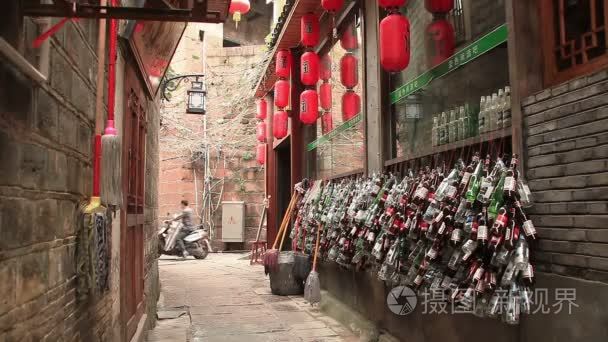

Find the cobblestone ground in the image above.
[{"left": 146, "top": 253, "right": 358, "bottom": 342}]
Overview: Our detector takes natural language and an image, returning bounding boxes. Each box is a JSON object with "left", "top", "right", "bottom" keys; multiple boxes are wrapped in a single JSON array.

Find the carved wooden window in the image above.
[{"left": 541, "top": 0, "right": 608, "bottom": 86}]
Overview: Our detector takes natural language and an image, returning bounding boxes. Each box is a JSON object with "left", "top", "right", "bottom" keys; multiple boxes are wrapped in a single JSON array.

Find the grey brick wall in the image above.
[{"left": 523, "top": 69, "right": 608, "bottom": 284}]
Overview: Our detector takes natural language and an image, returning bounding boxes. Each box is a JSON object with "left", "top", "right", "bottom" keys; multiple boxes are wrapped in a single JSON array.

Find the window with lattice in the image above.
[{"left": 541, "top": 0, "right": 608, "bottom": 86}]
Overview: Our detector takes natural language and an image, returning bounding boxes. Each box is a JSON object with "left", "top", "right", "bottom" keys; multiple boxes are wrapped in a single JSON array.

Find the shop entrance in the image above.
[{"left": 275, "top": 138, "right": 291, "bottom": 249}]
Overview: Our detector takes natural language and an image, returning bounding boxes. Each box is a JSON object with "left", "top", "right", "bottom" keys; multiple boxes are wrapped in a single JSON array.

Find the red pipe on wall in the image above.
[{"left": 105, "top": 0, "right": 118, "bottom": 134}]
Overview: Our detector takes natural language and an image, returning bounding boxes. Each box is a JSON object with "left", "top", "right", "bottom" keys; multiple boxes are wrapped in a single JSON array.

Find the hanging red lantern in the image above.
[
  {"left": 342, "top": 91, "right": 360, "bottom": 121},
  {"left": 340, "top": 22, "right": 359, "bottom": 51},
  {"left": 378, "top": 0, "right": 407, "bottom": 9},
  {"left": 322, "top": 0, "right": 344, "bottom": 12},
  {"left": 273, "top": 110, "right": 288, "bottom": 139},
  {"left": 320, "top": 82, "right": 332, "bottom": 111},
  {"left": 229, "top": 0, "right": 251, "bottom": 28},
  {"left": 426, "top": 19, "right": 455, "bottom": 67},
  {"left": 300, "top": 51, "right": 320, "bottom": 86},
  {"left": 425, "top": 0, "right": 454, "bottom": 14},
  {"left": 256, "top": 144, "right": 266, "bottom": 165},
  {"left": 300, "top": 89, "right": 319, "bottom": 125},
  {"left": 340, "top": 53, "right": 359, "bottom": 88},
  {"left": 320, "top": 54, "right": 332, "bottom": 81},
  {"left": 301, "top": 13, "right": 320, "bottom": 47},
  {"left": 274, "top": 79, "right": 290, "bottom": 108},
  {"left": 256, "top": 121, "right": 267, "bottom": 143},
  {"left": 276, "top": 49, "right": 292, "bottom": 79},
  {"left": 256, "top": 98, "right": 267, "bottom": 120},
  {"left": 380, "top": 13, "right": 411, "bottom": 72},
  {"left": 321, "top": 112, "right": 334, "bottom": 134}
]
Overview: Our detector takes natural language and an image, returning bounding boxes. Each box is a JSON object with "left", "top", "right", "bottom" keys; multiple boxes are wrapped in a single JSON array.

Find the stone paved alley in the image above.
[{"left": 146, "top": 254, "right": 358, "bottom": 342}]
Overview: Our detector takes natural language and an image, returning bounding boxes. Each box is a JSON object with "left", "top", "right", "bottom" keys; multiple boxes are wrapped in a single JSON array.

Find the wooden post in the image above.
[
  {"left": 505, "top": 0, "right": 543, "bottom": 174},
  {"left": 290, "top": 47, "right": 304, "bottom": 190},
  {"left": 362, "top": 1, "right": 386, "bottom": 174}
]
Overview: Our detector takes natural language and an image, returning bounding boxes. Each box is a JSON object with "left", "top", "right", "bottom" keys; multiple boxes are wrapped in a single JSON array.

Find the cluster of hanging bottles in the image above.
[{"left": 291, "top": 152, "right": 536, "bottom": 324}]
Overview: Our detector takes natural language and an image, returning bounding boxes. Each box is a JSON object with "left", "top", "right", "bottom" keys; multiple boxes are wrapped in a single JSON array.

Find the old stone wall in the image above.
[
  {"left": 159, "top": 24, "right": 267, "bottom": 251},
  {"left": 0, "top": 14, "right": 117, "bottom": 341},
  {"left": 1, "top": 7, "right": 160, "bottom": 341}
]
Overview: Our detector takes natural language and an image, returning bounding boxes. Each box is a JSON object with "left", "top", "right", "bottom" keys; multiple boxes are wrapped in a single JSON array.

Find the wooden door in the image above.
[{"left": 121, "top": 65, "right": 147, "bottom": 341}]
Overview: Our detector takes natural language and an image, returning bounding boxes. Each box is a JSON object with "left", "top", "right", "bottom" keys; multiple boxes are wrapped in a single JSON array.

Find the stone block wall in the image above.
[{"left": 0, "top": 14, "right": 116, "bottom": 341}]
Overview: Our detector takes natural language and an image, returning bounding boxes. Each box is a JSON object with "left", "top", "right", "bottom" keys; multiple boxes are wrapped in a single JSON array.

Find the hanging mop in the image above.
[{"left": 101, "top": 0, "right": 122, "bottom": 206}]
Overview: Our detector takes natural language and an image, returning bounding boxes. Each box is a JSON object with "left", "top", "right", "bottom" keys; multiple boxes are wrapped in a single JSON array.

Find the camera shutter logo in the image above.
[{"left": 387, "top": 286, "right": 417, "bottom": 316}]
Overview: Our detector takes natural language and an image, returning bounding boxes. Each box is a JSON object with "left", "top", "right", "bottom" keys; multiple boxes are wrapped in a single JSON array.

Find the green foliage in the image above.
[{"left": 242, "top": 151, "right": 254, "bottom": 161}]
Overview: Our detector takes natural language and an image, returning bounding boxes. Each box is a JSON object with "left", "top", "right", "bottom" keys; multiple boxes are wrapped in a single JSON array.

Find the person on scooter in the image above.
[{"left": 172, "top": 200, "right": 195, "bottom": 258}]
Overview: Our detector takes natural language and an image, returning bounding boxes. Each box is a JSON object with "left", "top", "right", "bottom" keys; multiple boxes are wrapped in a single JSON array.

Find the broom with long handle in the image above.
[
  {"left": 304, "top": 222, "right": 322, "bottom": 304},
  {"left": 264, "top": 193, "right": 297, "bottom": 273},
  {"left": 101, "top": 0, "right": 122, "bottom": 206}
]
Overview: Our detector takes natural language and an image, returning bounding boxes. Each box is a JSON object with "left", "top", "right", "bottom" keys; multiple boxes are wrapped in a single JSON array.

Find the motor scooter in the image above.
[{"left": 158, "top": 220, "right": 211, "bottom": 259}]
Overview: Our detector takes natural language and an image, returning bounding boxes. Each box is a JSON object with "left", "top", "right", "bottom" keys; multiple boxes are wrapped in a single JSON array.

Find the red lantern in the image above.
[
  {"left": 256, "top": 121, "right": 267, "bottom": 143},
  {"left": 256, "top": 144, "right": 266, "bottom": 165},
  {"left": 256, "top": 98, "right": 267, "bottom": 120},
  {"left": 274, "top": 79, "right": 290, "bottom": 108},
  {"left": 321, "top": 54, "right": 332, "bottom": 81},
  {"left": 340, "top": 22, "right": 359, "bottom": 51},
  {"left": 273, "top": 110, "right": 288, "bottom": 139},
  {"left": 300, "top": 89, "right": 319, "bottom": 125},
  {"left": 321, "top": 112, "right": 334, "bottom": 134},
  {"left": 276, "top": 49, "right": 292, "bottom": 79},
  {"left": 229, "top": 0, "right": 251, "bottom": 27},
  {"left": 425, "top": 0, "right": 454, "bottom": 14},
  {"left": 426, "top": 19, "right": 455, "bottom": 67},
  {"left": 340, "top": 53, "right": 358, "bottom": 88},
  {"left": 301, "top": 13, "right": 320, "bottom": 48},
  {"left": 380, "top": 13, "right": 411, "bottom": 72},
  {"left": 320, "top": 82, "right": 332, "bottom": 111},
  {"left": 342, "top": 91, "right": 360, "bottom": 121},
  {"left": 300, "top": 51, "right": 320, "bottom": 86},
  {"left": 378, "top": 0, "right": 407, "bottom": 9},
  {"left": 322, "top": 0, "right": 344, "bottom": 12}
]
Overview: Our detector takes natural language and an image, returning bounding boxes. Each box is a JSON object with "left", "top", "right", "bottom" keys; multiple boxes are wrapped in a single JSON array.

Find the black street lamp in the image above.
[{"left": 160, "top": 74, "right": 207, "bottom": 115}]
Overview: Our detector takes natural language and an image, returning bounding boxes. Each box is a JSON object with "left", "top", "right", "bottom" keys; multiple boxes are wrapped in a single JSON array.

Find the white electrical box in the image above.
[{"left": 221, "top": 201, "right": 245, "bottom": 242}]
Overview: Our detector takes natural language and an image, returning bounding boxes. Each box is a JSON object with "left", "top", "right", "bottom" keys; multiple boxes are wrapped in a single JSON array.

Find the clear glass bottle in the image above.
[
  {"left": 496, "top": 88, "right": 505, "bottom": 129},
  {"left": 449, "top": 109, "right": 458, "bottom": 143},
  {"left": 458, "top": 105, "right": 467, "bottom": 140},
  {"left": 440, "top": 111, "right": 448, "bottom": 145},
  {"left": 478, "top": 96, "right": 487, "bottom": 134},
  {"left": 488, "top": 93, "right": 498, "bottom": 132},
  {"left": 503, "top": 86, "right": 512, "bottom": 128}
]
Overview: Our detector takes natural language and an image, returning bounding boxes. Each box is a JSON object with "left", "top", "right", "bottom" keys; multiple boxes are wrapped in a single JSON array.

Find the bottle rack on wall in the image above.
[{"left": 385, "top": 129, "right": 512, "bottom": 176}]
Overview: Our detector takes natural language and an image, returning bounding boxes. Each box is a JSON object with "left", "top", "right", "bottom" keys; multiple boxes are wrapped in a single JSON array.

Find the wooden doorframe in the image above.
[{"left": 120, "top": 61, "right": 147, "bottom": 342}]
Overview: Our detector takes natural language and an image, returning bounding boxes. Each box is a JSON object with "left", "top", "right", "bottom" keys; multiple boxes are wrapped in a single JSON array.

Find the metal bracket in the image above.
[{"left": 160, "top": 73, "right": 205, "bottom": 101}]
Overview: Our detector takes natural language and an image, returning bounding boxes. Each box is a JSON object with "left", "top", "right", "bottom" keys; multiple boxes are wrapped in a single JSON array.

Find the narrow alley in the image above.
[{"left": 146, "top": 254, "right": 357, "bottom": 342}]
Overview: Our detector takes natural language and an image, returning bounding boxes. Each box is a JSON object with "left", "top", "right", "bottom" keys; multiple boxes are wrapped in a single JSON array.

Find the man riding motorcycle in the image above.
[{"left": 170, "top": 200, "right": 195, "bottom": 258}]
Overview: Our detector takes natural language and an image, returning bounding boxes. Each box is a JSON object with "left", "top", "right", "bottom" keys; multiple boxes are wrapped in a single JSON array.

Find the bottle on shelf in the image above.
[
  {"left": 503, "top": 86, "right": 512, "bottom": 128},
  {"left": 478, "top": 96, "right": 487, "bottom": 134},
  {"left": 496, "top": 88, "right": 505, "bottom": 130},
  {"left": 459, "top": 105, "right": 468, "bottom": 140},
  {"left": 440, "top": 111, "right": 448, "bottom": 145},
  {"left": 449, "top": 109, "right": 458, "bottom": 144},
  {"left": 488, "top": 93, "right": 498, "bottom": 132}
]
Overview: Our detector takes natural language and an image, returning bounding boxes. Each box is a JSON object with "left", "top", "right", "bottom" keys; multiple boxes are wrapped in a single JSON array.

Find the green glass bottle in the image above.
[
  {"left": 465, "top": 159, "right": 483, "bottom": 202},
  {"left": 488, "top": 170, "right": 506, "bottom": 218}
]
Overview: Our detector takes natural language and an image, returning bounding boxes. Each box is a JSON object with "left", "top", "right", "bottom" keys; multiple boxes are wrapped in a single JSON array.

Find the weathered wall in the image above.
[
  {"left": 0, "top": 14, "right": 117, "bottom": 341},
  {"left": 0, "top": 7, "right": 160, "bottom": 341},
  {"left": 159, "top": 24, "right": 267, "bottom": 251}
]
